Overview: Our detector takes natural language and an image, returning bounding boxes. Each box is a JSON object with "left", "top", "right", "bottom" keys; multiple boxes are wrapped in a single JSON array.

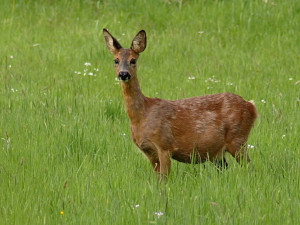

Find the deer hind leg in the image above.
[
  {"left": 213, "top": 146, "right": 228, "bottom": 170},
  {"left": 215, "top": 158, "right": 228, "bottom": 170},
  {"left": 226, "top": 141, "right": 250, "bottom": 164}
]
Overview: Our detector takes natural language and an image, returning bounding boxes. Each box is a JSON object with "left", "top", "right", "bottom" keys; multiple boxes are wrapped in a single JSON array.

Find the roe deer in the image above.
[{"left": 103, "top": 29, "right": 257, "bottom": 178}]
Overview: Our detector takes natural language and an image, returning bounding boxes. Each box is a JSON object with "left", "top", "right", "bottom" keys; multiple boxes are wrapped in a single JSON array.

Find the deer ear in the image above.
[
  {"left": 103, "top": 28, "right": 122, "bottom": 54},
  {"left": 131, "top": 30, "right": 146, "bottom": 54}
]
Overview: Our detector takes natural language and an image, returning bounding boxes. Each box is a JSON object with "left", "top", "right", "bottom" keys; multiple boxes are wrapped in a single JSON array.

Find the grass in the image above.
[{"left": 0, "top": 0, "right": 299, "bottom": 224}]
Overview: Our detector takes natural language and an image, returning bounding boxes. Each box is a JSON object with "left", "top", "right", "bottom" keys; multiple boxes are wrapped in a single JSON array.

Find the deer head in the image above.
[{"left": 103, "top": 28, "right": 146, "bottom": 82}]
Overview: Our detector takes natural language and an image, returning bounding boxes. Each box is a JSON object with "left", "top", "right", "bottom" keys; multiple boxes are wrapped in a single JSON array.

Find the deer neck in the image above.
[{"left": 121, "top": 76, "right": 146, "bottom": 124}]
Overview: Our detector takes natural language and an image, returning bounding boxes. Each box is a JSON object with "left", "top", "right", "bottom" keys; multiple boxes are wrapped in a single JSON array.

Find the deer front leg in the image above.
[
  {"left": 142, "top": 150, "right": 161, "bottom": 173},
  {"left": 150, "top": 160, "right": 160, "bottom": 173},
  {"left": 157, "top": 150, "right": 171, "bottom": 179}
]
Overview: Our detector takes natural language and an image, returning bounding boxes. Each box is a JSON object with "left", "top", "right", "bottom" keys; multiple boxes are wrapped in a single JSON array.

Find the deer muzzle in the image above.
[{"left": 118, "top": 71, "right": 131, "bottom": 81}]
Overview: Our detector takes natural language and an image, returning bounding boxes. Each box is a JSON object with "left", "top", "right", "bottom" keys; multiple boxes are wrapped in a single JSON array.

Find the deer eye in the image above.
[
  {"left": 130, "top": 59, "right": 136, "bottom": 65},
  {"left": 114, "top": 59, "right": 119, "bottom": 65}
]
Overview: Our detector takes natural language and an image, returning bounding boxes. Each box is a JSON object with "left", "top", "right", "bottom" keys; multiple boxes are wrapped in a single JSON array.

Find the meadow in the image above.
[{"left": 0, "top": 0, "right": 299, "bottom": 224}]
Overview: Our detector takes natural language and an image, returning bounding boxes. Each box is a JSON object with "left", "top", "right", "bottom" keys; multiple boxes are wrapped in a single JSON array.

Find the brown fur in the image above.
[{"left": 103, "top": 29, "right": 258, "bottom": 178}]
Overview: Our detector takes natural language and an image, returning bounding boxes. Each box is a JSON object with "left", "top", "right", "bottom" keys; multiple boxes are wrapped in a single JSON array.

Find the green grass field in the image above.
[{"left": 1, "top": 0, "right": 299, "bottom": 224}]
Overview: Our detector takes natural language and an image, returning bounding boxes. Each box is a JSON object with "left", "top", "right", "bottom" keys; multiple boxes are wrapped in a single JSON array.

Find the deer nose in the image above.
[{"left": 118, "top": 71, "right": 131, "bottom": 81}]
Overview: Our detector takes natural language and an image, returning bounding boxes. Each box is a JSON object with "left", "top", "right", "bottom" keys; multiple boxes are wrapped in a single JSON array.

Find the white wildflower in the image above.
[
  {"left": 88, "top": 72, "right": 94, "bottom": 76},
  {"left": 261, "top": 99, "right": 266, "bottom": 104},
  {"left": 10, "top": 55, "right": 14, "bottom": 59},
  {"left": 289, "top": 78, "right": 293, "bottom": 81},
  {"left": 135, "top": 204, "right": 140, "bottom": 208},
  {"left": 84, "top": 62, "right": 91, "bottom": 66},
  {"left": 155, "top": 212, "right": 164, "bottom": 218},
  {"left": 198, "top": 31, "right": 204, "bottom": 34},
  {"left": 8, "top": 65, "right": 12, "bottom": 68},
  {"left": 247, "top": 144, "right": 254, "bottom": 149},
  {"left": 188, "top": 76, "right": 195, "bottom": 80},
  {"left": 282, "top": 134, "right": 286, "bottom": 139}
]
